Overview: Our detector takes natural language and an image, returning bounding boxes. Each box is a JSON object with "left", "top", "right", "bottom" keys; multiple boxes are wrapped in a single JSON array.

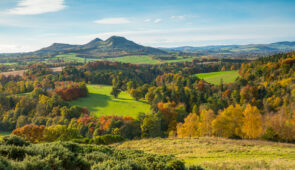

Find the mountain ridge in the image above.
[{"left": 33, "top": 36, "right": 167, "bottom": 57}]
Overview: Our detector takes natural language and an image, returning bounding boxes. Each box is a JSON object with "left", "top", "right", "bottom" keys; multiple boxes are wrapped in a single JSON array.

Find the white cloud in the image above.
[
  {"left": 0, "top": 44, "right": 36, "bottom": 53},
  {"left": 154, "top": 18, "right": 162, "bottom": 23},
  {"left": 144, "top": 18, "right": 151, "bottom": 22},
  {"left": 6, "top": 0, "right": 66, "bottom": 15},
  {"left": 94, "top": 18, "right": 131, "bottom": 24},
  {"left": 170, "top": 15, "right": 185, "bottom": 20}
]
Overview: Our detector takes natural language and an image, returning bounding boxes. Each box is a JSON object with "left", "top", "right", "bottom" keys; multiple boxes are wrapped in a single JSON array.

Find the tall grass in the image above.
[{"left": 115, "top": 137, "right": 295, "bottom": 169}]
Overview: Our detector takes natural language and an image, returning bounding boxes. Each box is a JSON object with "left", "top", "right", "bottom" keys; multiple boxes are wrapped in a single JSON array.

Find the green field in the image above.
[
  {"left": 70, "top": 85, "right": 151, "bottom": 117},
  {"left": 0, "top": 131, "right": 11, "bottom": 139},
  {"left": 195, "top": 70, "right": 239, "bottom": 85},
  {"left": 104, "top": 55, "right": 199, "bottom": 64},
  {"left": 104, "top": 55, "right": 161, "bottom": 64},
  {"left": 53, "top": 53, "right": 200, "bottom": 64},
  {"left": 54, "top": 53, "right": 101, "bottom": 63},
  {"left": 115, "top": 137, "right": 295, "bottom": 169}
]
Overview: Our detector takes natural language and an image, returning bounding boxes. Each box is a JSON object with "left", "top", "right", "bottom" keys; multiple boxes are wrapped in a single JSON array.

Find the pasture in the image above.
[
  {"left": 0, "top": 131, "right": 11, "bottom": 139},
  {"left": 104, "top": 55, "right": 161, "bottom": 64},
  {"left": 115, "top": 137, "right": 295, "bottom": 169},
  {"left": 70, "top": 85, "right": 151, "bottom": 118},
  {"left": 195, "top": 70, "right": 239, "bottom": 85},
  {"left": 55, "top": 53, "right": 100, "bottom": 63},
  {"left": 54, "top": 53, "right": 200, "bottom": 64}
]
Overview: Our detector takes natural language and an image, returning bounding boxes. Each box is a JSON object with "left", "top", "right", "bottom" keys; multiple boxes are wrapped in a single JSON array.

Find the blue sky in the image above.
[{"left": 0, "top": 0, "right": 295, "bottom": 53}]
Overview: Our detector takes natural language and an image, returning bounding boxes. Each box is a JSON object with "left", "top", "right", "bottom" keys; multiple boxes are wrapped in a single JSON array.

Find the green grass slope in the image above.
[
  {"left": 195, "top": 70, "right": 239, "bottom": 85},
  {"left": 104, "top": 55, "right": 161, "bottom": 64},
  {"left": 0, "top": 131, "right": 11, "bottom": 139},
  {"left": 70, "top": 85, "right": 151, "bottom": 118},
  {"left": 115, "top": 137, "right": 295, "bottom": 169}
]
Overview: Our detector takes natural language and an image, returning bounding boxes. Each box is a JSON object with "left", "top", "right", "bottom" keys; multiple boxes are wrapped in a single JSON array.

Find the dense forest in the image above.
[{"left": 0, "top": 51, "right": 294, "bottom": 169}]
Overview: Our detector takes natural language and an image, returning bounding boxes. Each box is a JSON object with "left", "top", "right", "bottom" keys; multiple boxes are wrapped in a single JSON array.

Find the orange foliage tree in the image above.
[{"left": 12, "top": 124, "right": 45, "bottom": 143}]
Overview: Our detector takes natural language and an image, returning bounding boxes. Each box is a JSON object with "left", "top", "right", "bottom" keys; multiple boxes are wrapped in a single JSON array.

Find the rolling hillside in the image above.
[{"left": 165, "top": 41, "right": 295, "bottom": 57}]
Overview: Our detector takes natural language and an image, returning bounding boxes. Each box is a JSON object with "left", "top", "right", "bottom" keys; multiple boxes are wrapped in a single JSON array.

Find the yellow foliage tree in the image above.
[
  {"left": 242, "top": 104, "right": 263, "bottom": 139},
  {"left": 177, "top": 113, "right": 199, "bottom": 138},
  {"left": 198, "top": 109, "right": 215, "bottom": 136},
  {"left": 212, "top": 104, "right": 243, "bottom": 138}
]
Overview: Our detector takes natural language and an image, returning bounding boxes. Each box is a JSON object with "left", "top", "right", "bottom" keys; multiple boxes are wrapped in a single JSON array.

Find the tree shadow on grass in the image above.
[
  {"left": 118, "top": 98, "right": 149, "bottom": 104},
  {"left": 79, "top": 93, "right": 111, "bottom": 112}
]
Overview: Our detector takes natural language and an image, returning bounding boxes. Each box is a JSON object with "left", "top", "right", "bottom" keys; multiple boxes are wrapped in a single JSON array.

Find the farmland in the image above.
[
  {"left": 0, "top": 67, "right": 63, "bottom": 77},
  {"left": 53, "top": 53, "right": 200, "bottom": 64},
  {"left": 104, "top": 55, "right": 161, "bottom": 64},
  {"left": 195, "top": 70, "right": 240, "bottom": 85},
  {"left": 115, "top": 137, "right": 295, "bottom": 169},
  {"left": 69, "top": 85, "right": 151, "bottom": 118}
]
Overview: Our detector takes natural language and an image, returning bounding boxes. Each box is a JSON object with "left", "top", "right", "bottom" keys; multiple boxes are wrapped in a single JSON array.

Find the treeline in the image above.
[
  {"left": 2, "top": 52, "right": 294, "bottom": 144},
  {"left": 55, "top": 81, "right": 88, "bottom": 101},
  {"left": 112, "top": 51, "right": 294, "bottom": 142},
  {"left": 0, "top": 81, "right": 89, "bottom": 131}
]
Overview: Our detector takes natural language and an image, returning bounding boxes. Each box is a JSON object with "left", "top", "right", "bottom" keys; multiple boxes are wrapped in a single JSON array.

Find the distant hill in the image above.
[
  {"left": 2, "top": 39, "right": 295, "bottom": 59},
  {"left": 33, "top": 36, "right": 167, "bottom": 58},
  {"left": 164, "top": 41, "right": 295, "bottom": 57}
]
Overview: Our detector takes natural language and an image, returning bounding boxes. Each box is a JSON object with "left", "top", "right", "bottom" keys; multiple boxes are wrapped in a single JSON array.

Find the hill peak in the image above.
[{"left": 106, "top": 36, "right": 127, "bottom": 41}]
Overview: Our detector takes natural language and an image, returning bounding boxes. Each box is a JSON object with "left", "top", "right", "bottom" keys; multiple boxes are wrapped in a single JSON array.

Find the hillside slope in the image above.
[
  {"left": 33, "top": 36, "right": 167, "bottom": 57},
  {"left": 166, "top": 41, "right": 295, "bottom": 57}
]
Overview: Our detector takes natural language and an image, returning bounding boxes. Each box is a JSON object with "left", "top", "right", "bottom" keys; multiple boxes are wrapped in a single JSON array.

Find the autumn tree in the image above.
[
  {"left": 212, "top": 104, "right": 244, "bottom": 138},
  {"left": 198, "top": 109, "right": 215, "bottom": 136},
  {"left": 177, "top": 113, "right": 199, "bottom": 138},
  {"left": 12, "top": 124, "right": 45, "bottom": 143},
  {"left": 242, "top": 104, "right": 263, "bottom": 139}
]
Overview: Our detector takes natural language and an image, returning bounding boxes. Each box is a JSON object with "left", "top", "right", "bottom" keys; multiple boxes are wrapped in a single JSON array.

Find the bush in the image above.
[
  {"left": 1, "top": 135, "right": 30, "bottom": 146},
  {"left": 93, "top": 135, "right": 125, "bottom": 145},
  {"left": 0, "top": 156, "right": 12, "bottom": 170},
  {"left": 167, "top": 160, "right": 185, "bottom": 170},
  {"left": 0, "top": 141, "right": 183, "bottom": 169},
  {"left": 262, "top": 127, "right": 278, "bottom": 141}
]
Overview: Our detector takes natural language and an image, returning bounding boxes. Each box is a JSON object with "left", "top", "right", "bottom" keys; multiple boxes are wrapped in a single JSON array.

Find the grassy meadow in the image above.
[
  {"left": 70, "top": 85, "right": 151, "bottom": 118},
  {"left": 115, "top": 137, "right": 295, "bottom": 169},
  {"left": 53, "top": 53, "right": 200, "bottom": 64},
  {"left": 104, "top": 55, "right": 161, "bottom": 64},
  {"left": 0, "top": 131, "right": 11, "bottom": 139},
  {"left": 54, "top": 53, "right": 101, "bottom": 63},
  {"left": 195, "top": 70, "right": 239, "bottom": 85}
]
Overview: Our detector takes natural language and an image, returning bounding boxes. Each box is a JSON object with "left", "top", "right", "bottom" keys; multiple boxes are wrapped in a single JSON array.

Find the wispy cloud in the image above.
[
  {"left": 154, "top": 18, "right": 162, "bottom": 23},
  {"left": 6, "top": 0, "right": 66, "bottom": 15},
  {"left": 94, "top": 17, "right": 131, "bottom": 24},
  {"left": 144, "top": 18, "right": 151, "bottom": 22}
]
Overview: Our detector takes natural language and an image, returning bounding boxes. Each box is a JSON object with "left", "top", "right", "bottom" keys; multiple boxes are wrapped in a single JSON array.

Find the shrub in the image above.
[
  {"left": 1, "top": 135, "right": 30, "bottom": 146},
  {"left": 0, "top": 156, "right": 12, "bottom": 170},
  {"left": 167, "top": 160, "right": 185, "bottom": 170},
  {"left": 93, "top": 135, "right": 125, "bottom": 145},
  {"left": 262, "top": 127, "right": 279, "bottom": 141},
  {"left": 0, "top": 141, "right": 183, "bottom": 169}
]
